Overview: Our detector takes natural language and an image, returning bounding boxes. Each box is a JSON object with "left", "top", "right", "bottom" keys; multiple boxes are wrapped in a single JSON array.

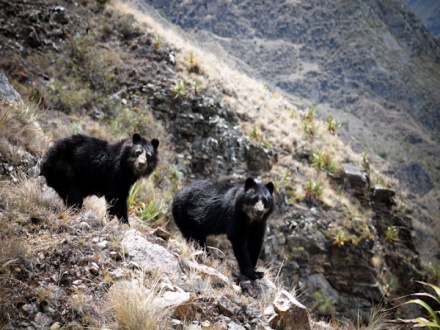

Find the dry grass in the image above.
[
  {"left": 107, "top": 272, "right": 171, "bottom": 329},
  {"left": 0, "top": 102, "right": 48, "bottom": 158},
  {"left": 0, "top": 177, "right": 64, "bottom": 218}
]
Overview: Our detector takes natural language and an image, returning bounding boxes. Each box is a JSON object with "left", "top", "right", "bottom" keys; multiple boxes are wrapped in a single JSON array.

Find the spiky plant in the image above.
[{"left": 393, "top": 281, "right": 440, "bottom": 329}]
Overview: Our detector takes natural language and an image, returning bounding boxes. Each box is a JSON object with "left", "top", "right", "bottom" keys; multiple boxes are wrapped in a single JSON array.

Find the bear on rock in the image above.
[
  {"left": 40, "top": 133, "right": 159, "bottom": 225},
  {"left": 172, "top": 177, "right": 275, "bottom": 280}
]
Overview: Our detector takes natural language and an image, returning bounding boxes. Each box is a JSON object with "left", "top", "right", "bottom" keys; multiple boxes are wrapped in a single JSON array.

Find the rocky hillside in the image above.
[
  {"left": 406, "top": 0, "right": 440, "bottom": 37},
  {"left": 134, "top": 0, "right": 440, "bottom": 262},
  {"left": 0, "top": 0, "right": 436, "bottom": 329}
]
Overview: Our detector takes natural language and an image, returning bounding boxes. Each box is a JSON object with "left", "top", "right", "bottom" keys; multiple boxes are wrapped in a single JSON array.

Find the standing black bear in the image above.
[
  {"left": 40, "top": 133, "right": 159, "bottom": 225},
  {"left": 172, "top": 177, "right": 275, "bottom": 280}
]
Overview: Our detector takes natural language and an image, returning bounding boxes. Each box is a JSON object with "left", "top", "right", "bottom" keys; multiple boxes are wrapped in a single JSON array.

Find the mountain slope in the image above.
[
  {"left": 132, "top": 0, "right": 440, "bottom": 261},
  {"left": 0, "top": 0, "right": 434, "bottom": 328},
  {"left": 406, "top": 0, "right": 440, "bottom": 37}
]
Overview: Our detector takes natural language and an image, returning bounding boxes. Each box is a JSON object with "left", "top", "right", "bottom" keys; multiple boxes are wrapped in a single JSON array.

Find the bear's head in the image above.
[
  {"left": 243, "top": 177, "right": 274, "bottom": 221},
  {"left": 128, "top": 133, "right": 159, "bottom": 176}
]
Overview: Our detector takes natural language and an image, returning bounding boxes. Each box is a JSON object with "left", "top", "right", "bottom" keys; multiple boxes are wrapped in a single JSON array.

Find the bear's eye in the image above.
[
  {"left": 262, "top": 198, "right": 268, "bottom": 207},
  {"left": 251, "top": 196, "right": 259, "bottom": 204},
  {"left": 134, "top": 150, "right": 143, "bottom": 157}
]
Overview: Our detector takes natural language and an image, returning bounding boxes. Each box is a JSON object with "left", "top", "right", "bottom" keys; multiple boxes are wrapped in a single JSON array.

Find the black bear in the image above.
[
  {"left": 40, "top": 133, "right": 159, "bottom": 225},
  {"left": 172, "top": 177, "right": 275, "bottom": 280}
]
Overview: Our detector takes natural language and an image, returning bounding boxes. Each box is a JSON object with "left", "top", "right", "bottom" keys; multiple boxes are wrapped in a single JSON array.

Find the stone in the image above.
[
  {"left": 33, "top": 312, "right": 52, "bottom": 329},
  {"left": 371, "top": 185, "right": 396, "bottom": 207},
  {"left": 270, "top": 290, "right": 311, "bottom": 330},
  {"left": 154, "top": 291, "right": 197, "bottom": 320},
  {"left": 184, "top": 260, "right": 229, "bottom": 286},
  {"left": 22, "top": 303, "right": 38, "bottom": 316},
  {"left": 0, "top": 70, "right": 23, "bottom": 106},
  {"left": 154, "top": 227, "right": 171, "bottom": 240},
  {"left": 245, "top": 143, "right": 275, "bottom": 173},
  {"left": 122, "top": 230, "right": 181, "bottom": 277},
  {"left": 217, "top": 297, "right": 239, "bottom": 316}
]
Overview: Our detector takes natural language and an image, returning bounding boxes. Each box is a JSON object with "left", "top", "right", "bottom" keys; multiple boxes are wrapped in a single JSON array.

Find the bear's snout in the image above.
[{"left": 253, "top": 200, "right": 266, "bottom": 218}]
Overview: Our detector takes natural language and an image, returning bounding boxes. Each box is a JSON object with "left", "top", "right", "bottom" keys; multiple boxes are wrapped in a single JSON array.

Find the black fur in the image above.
[
  {"left": 40, "top": 133, "right": 159, "bottom": 224},
  {"left": 172, "top": 177, "right": 274, "bottom": 280}
]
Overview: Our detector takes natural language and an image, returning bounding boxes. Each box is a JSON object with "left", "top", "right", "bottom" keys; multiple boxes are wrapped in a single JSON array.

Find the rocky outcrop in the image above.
[
  {"left": 143, "top": 84, "right": 275, "bottom": 177},
  {"left": 0, "top": 70, "right": 23, "bottom": 106}
]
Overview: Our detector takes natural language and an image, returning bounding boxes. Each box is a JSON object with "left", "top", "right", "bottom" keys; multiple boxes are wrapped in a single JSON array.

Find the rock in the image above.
[
  {"left": 245, "top": 143, "right": 275, "bottom": 173},
  {"left": 371, "top": 185, "right": 396, "bottom": 207},
  {"left": 154, "top": 227, "right": 171, "bottom": 240},
  {"left": 122, "top": 230, "right": 181, "bottom": 277},
  {"left": 269, "top": 290, "right": 311, "bottom": 330},
  {"left": 22, "top": 303, "right": 38, "bottom": 316},
  {"left": 311, "top": 320, "right": 336, "bottom": 330},
  {"left": 89, "top": 262, "right": 100, "bottom": 276},
  {"left": 33, "top": 312, "right": 52, "bottom": 330},
  {"left": 110, "top": 251, "right": 123, "bottom": 261},
  {"left": 0, "top": 70, "right": 23, "bottom": 106},
  {"left": 339, "top": 163, "right": 370, "bottom": 205},
  {"left": 227, "top": 321, "right": 246, "bottom": 330},
  {"left": 184, "top": 260, "right": 229, "bottom": 286},
  {"left": 96, "top": 240, "right": 108, "bottom": 249},
  {"left": 154, "top": 291, "right": 197, "bottom": 320},
  {"left": 50, "top": 322, "right": 61, "bottom": 330},
  {"left": 217, "top": 297, "right": 239, "bottom": 316}
]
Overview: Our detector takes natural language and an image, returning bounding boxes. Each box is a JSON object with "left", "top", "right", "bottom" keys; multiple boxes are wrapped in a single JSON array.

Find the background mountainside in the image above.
[
  {"left": 135, "top": 0, "right": 440, "bottom": 261},
  {"left": 406, "top": 0, "right": 440, "bottom": 37},
  {"left": 0, "top": 0, "right": 437, "bottom": 328}
]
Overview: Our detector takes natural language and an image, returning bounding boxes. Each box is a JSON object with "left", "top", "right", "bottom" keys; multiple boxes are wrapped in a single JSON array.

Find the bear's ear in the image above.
[
  {"left": 245, "top": 177, "right": 256, "bottom": 191},
  {"left": 151, "top": 139, "right": 159, "bottom": 149},
  {"left": 266, "top": 182, "right": 275, "bottom": 195},
  {"left": 132, "top": 133, "right": 142, "bottom": 144}
]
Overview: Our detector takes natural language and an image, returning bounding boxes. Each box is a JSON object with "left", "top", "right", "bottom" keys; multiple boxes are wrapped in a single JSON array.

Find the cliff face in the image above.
[{"left": 136, "top": 0, "right": 440, "bottom": 261}]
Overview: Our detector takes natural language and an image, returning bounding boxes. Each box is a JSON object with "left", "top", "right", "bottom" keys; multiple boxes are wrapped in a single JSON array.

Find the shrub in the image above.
[
  {"left": 173, "top": 79, "right": 186, "bottom": 99},
  {"left": 304, "top": 179, "right": 323, "bottom": 205},
  {"left": 333, "top": 230, "right": 349, "bottom": 248},
  {"left": 377, "top": 150, "right": 388, "bottom": 159},
  {"left": 384, "top": 226, "right": 399, "bottom": 244},
  {"left": 326, "top": 116, "right": 338, "bottom": 135},
  {"left": 187, "top": 51, "right": 200, "bottom": 73},
  {"left": 249, "top": 125, "right": 262, "bottom": 140},
  {"left": 312, "top": 150, "right": 336, "bottom": 176}
]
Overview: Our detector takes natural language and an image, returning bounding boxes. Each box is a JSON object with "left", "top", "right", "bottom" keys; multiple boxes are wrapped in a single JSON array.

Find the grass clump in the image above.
[
  {"left": 107, "top": 274, "right": 171, "bottom": 330},
  {"left": 312, "top": 150, "right": 336, "bottom": 176},
  {"left": 384, "top": 226, "right": 399, "bottom": 244},
  {"left": 304, "top": 179, "right": 323, "bottom": 205},
  {"left": 173, "top": 79, "right": 186, "bottom": 99},
  {"left": 393, "top": 281, "right": 440, "bottom": 329},
  {"left": 333, "top": 229, "right": 350, "bottom": 248}
]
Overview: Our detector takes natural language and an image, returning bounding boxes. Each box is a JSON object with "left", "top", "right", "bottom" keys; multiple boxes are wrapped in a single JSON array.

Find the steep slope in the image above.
[
  {"left": 0, "top": 0, "right": 432, "bottom": 328},
  {"left": 131, "top": 0, "right": 440, "bottom": 262}
]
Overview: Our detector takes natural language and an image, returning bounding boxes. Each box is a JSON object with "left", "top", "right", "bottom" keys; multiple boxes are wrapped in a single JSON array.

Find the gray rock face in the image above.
[
  {"left": 145, "top": 84, "right": 273, "bottom": 177},
  {"left": 121, "top": 230, "right": 181, "bottom": 277},
  {"left": 0, "top": 70, "right": 23, "bottom": 106}
]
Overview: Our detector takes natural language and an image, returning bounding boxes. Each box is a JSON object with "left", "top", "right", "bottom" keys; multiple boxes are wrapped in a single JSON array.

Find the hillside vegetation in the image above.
[
  {"left": 0, "top": 0, "right": 438, "bottom": 329},
  {"left": 135, "top": 0, "right": 440, "bottom": 262}
]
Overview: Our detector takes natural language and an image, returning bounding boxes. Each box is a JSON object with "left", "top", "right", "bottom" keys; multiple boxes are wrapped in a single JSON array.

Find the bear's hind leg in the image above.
[
  {"left": 51, "top": 182, "right": 83, "bottom": 212},
  {"left": 64, "top": 185, "right": 83, "bottom": 211}
]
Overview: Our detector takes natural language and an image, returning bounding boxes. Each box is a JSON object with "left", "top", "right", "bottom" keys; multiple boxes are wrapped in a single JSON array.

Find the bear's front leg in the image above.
[
  {"left": 229, "top": 234, "right": 257, "bottom": 280},
  {"left": 108, "top": 197, "right": 130, "bottom": 225}
]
